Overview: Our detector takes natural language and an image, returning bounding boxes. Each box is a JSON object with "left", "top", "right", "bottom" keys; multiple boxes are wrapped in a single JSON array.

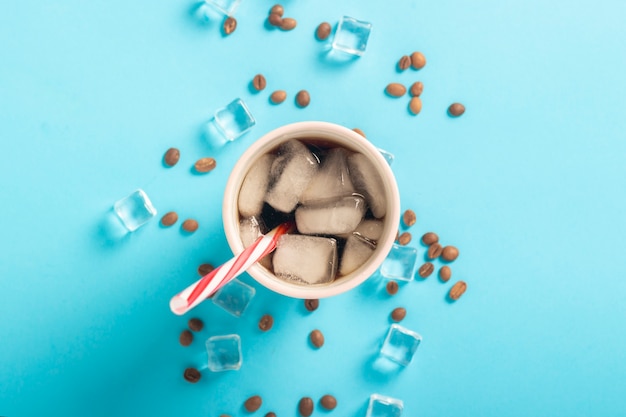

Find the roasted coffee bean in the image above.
[
  {"left": 439, "top": 265, "right": 452, "bottom": 282},
  {"left": 194, "top": 157, "right": 216, "bottom": 173},
  {"left": 244, "top": 395, "right": 262, "bottom": 412},
  {"left": 386, "top": 280, "right": 399, "bottom": 295},
  {"left": 183, "top": 367, "right": 201, "bottom": 383},
  {"left": 295, "top": 90, "right": 310, "bottom": 108},
  {"left": 316, "top": 22, "right": 331, "bottom": 40},
  {"left": 270, "top": 4, "right": 284, "bottom": 16},
  {"left": 164, "top": 147, "right": 180, "bottom": 167},
  {"left": 220, "top": 415, "right": 232, "bottom": 417},
  {"left": 385, "top": 83, "right": 407, "bottom": 97},
  {"left": 352, "top": 128, "right": 366, "bottom": 137},
  {"left": 179, "top": 330, "right": 193, "bottom": 346},
  {"left": 409, "top": 81, "right": 424, "bottom": 97},
  {"left": 421, "top": 232, "right": 439, "bottom": 245},
  {"left": 449, "top": 280, "right": 467, "bottom": 300},
  {"left": 402, "top": 209, "right": 416, "bottom": 227},
  {"left": 252, "top": 74, "right": 266, "bottom": 91},
  {"left": 418, "top": 262, "right": 435, "bottom": 278},
  {"left": 398, "top": 55, "right": 411, "bottom": 71},
  {"left": 427, "top": 243, "right": 443, "bottom": 259},
  {"left": 270, "top": 90, "right": 287, "bottom": 104},
  {"left": 182, "top": 219, "right": 199, "bottom": 233},
  {"left": 268, "top": 12, "right": 283, "bottom": 26},
  {"left": 398, "top": 232, "right": 412, "bottom": 245},
  {"left": 280, "top": 17, "right": 297, "bottom": 31},
  {"left": 442, "top": 245, "right": 459, "bottom": 261},
  {"left": 265, "top": 413, "right": 277, "bottom": 417},
  {"left": 258, "top": 314, "right": 274, "bottom": 331},
  {"left": 304, "top": 298, "right": 319, "bottom": 311},
  {"left": 223, "top": 16, "right": 237, "bottom": 35},
  {"left": 197, "top": 263, "right": 214, "bottom": 276},
  {"left": 188, "top": 318, "right": 204, "bottom": 332},
  {"left": 320, "top": 394, "right": 337, "bottom": 410},
  {"left": 448, "top": 102, "right": 466, "bottom": 117},
  {"left": 160, "top": 211, "right": 178, "bottom": 227},
  {"left": 410, "top": 51, "right": 426, "bottom": 69},
  {"left": 299, "top": 397, "right": 314, "bottom": 417},
  {"left": 309, "top": 329, "right": 324, "bottom": 348},
  {"left": 409, "top": 97, "right": 422, "bottom": 115},
  {"left": 391, "top": 307, "right": 406, "bottom": 322}
]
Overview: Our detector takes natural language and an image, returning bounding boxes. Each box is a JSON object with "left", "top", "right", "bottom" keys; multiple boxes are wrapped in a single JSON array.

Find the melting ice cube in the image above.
[
  {"left": 206, "top": 334, "right": 242, "bottom": 372},
  {"left": 295, "top": 195, "right": 366, "bottom": 235},
  {"left": 348, "top": 153, "right": 386, "bottom": 218},
  {"left": 113, "top": 189, "right": 157, "bottom": 232},
  {"left": 238, "top": 154, "right": 275, "bottom": 217},
  {"left": 273, "top": 234, "right": 337, "bottom": 284},
  {"left": 300, "top": 148, "right": 355, "bottom": 203},
  {"left": 339, "top": 234, "right": 376, "bottom": 276}
]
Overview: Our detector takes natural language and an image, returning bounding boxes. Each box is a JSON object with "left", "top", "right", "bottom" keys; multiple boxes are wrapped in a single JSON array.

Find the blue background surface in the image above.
[{"left": 1, "top": 0, "right": 625, "bottom": 416}]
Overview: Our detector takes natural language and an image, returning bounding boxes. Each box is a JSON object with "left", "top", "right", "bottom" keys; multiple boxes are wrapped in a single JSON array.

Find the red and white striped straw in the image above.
[{"left": 169, "top": 222, "right": 292, "bottom": 316}]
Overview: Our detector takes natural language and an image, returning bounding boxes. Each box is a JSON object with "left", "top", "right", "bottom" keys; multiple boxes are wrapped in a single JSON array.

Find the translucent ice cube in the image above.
[
  {"left": 239, "top": 216, "right": 267, "bottom": 248},
  {"left": 301, "top": 148, "right": 355, "bottom": 203},
  {"left": 273, "top": 235, "right": 337, "bottom": 284},
  {"left": 380, "top": 244, "right": 417, "bottom": 282},
  {"left": 354, "top": 219, "right": 384, "bottom": 241},
  {"left": 205, "top": 0, "right": 241, "bottom": 16},
  {"left": 212, "top": 98, "right": 255, "bottom": 142},
  {"left": 339, "top": 234, "right": 376, "bottom": 276},
  {"left": 113, "top": 189, "right": 157, "bottom": 232},
  {"left": 378, "top": 148, "right": 394, "bottom": 166},
  {"left": 238, "top": 154, "right": 275, "bottom": 217},
  {"left": 212, "top": 278, "right": 255, "bottom": 317},
  {"left": 331, "top": 16, "right": 372, "bottom": 57},
  {"left": 206, "top": 334, "right": 242, "bottom": 372},
  {"left": 295, "top": 195, "right": 366, "bottom": 235},
  {"left": 265, "top": 140, "right": 319, "bottom": 213},
  {"left": 348, "top": 153, "right": 386, "bottom": 218},
  {"left": 366, "top": 394, "right": 404, "bottom": 417},
  {"left": 380, "top": 324, "right": 422, "bottom": 366}
]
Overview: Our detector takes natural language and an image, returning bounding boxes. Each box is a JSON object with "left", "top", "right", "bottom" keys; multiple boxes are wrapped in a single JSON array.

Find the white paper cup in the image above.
[{"left": 223, "top": 121, "right": 400, "bottom": 298}]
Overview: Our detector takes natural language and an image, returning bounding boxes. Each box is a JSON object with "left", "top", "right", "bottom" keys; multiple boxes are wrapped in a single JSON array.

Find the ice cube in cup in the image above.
[
  {"left": 366, "top": 394, "right": 404, "bottom": 417},
  {"left": 331, "top": 16, "right": 372, "bottom": 57},
  {"left": 273, "top": 235, "right": 337, "bottom": 284},
  {"left": 295, "top": 195, "right": 366, "bottom": 235},
  {"left": 300, "top": 148, "right": 355, "bottom": 203},
  {"left": 380, "top": 244, "right": 417, "bottom": 282},
  {"left": 212, "top": 98, "right": 255, "bottom": 143},
  {"left": 204, "top": 0, "right": 241, "bottom": 16},
  {"left": 113, "top": 189, "right": 157, "bottom": 232},
  {"left": 339, "top": 234, "right": 376, "bottom": 276},
  {"left": 206, "top": 334, "right": 242, "bottom": 372},
  {"left": 380, "top": 324, "right": 422, "bottom": 366},
  {"left": 212, "top": 278, "right": 255, "bottom": 317},
  {"left": 348, "top": 153, "right": 386, "bottom": 218},
  {"left": 238, "top": 154, "right": 275, "bottom": 217}
]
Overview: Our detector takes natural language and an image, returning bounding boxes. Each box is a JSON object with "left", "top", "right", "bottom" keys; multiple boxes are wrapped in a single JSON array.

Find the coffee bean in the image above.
[
  {"left": 421, "top": 232, "right": 439, "bottom": 245},
  {"left": 385, "top": 83, "right": 407, "bottom": 97},
  {"left": 268, "top": 12, "right": 283, "bottom": 26},
  {"left": 270, "top": 90, "right": 287, "bottom": 104},
  {"left": 197, "top": 263, "right": 214, "bottom": 276},
  {"left": 320, "top": 394, "right": 337, "bottom": 411},
  {"left": 309, "top": 329, "right": 324, "bottom": 348},
  {"left": 183, "top": 367, "right": 201, "bottom": 383},
  {"left": 391, "top": 307, "right": 406, "bottom": 322},
  {"left": 418, "top": 262, "right": 435, "bottom": 278},
  {"left": 194, "top": 157, "right": 216, "bottom": 173},
  {"left": 409, "top": 81, "right": 424, "bottom": 97},
  {"left": 182, "top": 219, "right": 199, "bottom": 233},
  {"left": 352, "top": 128, "right": 366, "bottom": 138},
  {"left": 386, "top": 280, "right": 399, "bottom": 295},
  {"left": 252, "top": 74, "right": 266, "bottom": 91},
  {"left": 410, "top": 51, "right": 426, "bottom": 69},
  {"left": 160, "top": 211, "right": 178, "bottom": 227},
  {"left": 448, "top": 102, "right": 466, "bottom": 117},
  {"left": 304, "top": 299, "right": 319, "bottom": 311},
  {"left": 220, "top": 415, "right": 232, "bottom": 417},
  {"left": 280, "top": 17, "right": 297, "bottom": 31},
  {"left": 163, "top": 147, "right": 180, "bottom": 167},
  {"left": 402, "top": 209, "right": 416, "bottom": 227},
  {"left": 439, "top": 265, "right": 452, "bottom": 282},
  {"left": 265, "top": 413, "right": 277, "bottom": 417},
  {"left": 244, "top": 395, "right": 263, "bottom": 412},
  {"left": 398, "top": 232, "right": 412, "bottom": 245},
  {"left": 258, "top": 314, "right": 274, "bottom": 331},
  {"left": 442, "top": 245, "right": 459, "bottom": 261},
  {"left": 299, "top": 397, "right": 314, "bottom": 417},
  {"left": 398, "top": 55, "right": 411, "bottom": 71},
  {"left": 270, "top": 4, "right": 284, "bottom": 16},
  {"left": 449, "top": 280, "right": 467, "bottom": 300},
  {"left": 179, "top": 330, "right": 193, "bottom": 346},
  {"left": 316, "top": 22, "right": 331, "bottom": 40},
  {"left": 188, "top": 318, "right": 204, "bottom": 332},
  {"left": 223, "top": 16, "right": 237, "bottom": 35},
  {"left": 427, "top": 243, "right": 443, "bottom": 259},
  {"left": 409, "top": 97, "right": 422, "bottom": 115},
  {"left": 295, "top": 90, "right": 310, "bottom": 108}
]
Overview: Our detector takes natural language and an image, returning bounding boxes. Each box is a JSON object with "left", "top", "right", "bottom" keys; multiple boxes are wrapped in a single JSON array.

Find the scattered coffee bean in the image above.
[
  {"left": 252, "top": 74, "right": 266, "bottom": 91},
  {"left": 409, "top": 81, "right": 424, "bottom": 97},
  {"left": 391, "top": 307, "right": 407, "bottom": 322},
  {"left": 427, "top": 243, "right": 443, "bottom": 259},
  {"left": 299, "top": 397, "right": 314, "bottom": 417},
  {"left": 194, "top": 157, "right": 216, "bottom": 173},
  {"left": 398, "top": 55, "right": 411, "bottom": 71},
  {"left": 409, "top": 97, "right": 422, "bottom": 115},
  {"left": 270, "top": 4, "right": 284, "bottom": 16},
  {"left": 449, "top": 280, "right": 467, "bottom": 300},
  {"left": 386, "top": 280, "right": 399, "bottom": 295},
  {"left": 320, "top": 394, "right": 337, "bottom": 411},
  {"left": 398, "top": 232, "right": 412, "bottom": 245},
  {"left": 258, "top": 314, "right": 274, "bottom": 331},
  {"left": 265, "top": 413, "right": 277, "bottom": 417},
  {"left": 268, "top": 12, "right": 283, "bottom": 26},
  {"left": 385, "top": 82, "right": 407, "bottom": 97},
  {"left": 160, "top": 211, "right": 178, "bottom": 227},
  {"left": 182, "top": 219, "right": 199, "bottom": 233},
  {"left": 309, "top": 329, "right": 324, "bottom": 348},
  {"left": 418, "top": 262, "right": 435, "bottom": 278},
  {"left": 448, "top": 102, "right": 466, "bottom": 117},
  {"left": 439, "top": 265, "right": 452, "bottom": 282},
  {"left": 197, "top": 263, "right": 214, "bottom": 276},
  {"left": 304, "top": 298, "right": 319, "bottom": 311},
  {"left": 280, "top": 17, "right": 297, "bottom": 31},
  {"left": 244, "top": 395, "right": 263, "bottom": 412},
  {"left": 352, "top": 128, "right": 366, "bottom": 137},
  {"left": 220, "top": 415, "right": 232, "bottom": 417},
  {"left": 183, "top": 367, "right": 201, "bottom": 383},
  {"left": 402, "top": 209, "right": 416, "bottom": 227},
  {"left": 410, "top": 51, "right": 426, "bottom": 69},
  {"left": 442, "top": 245, "right": 459, "bottom": 261},
  {"left": 421, "top": 232, "right": 439, "bottom": 245},
  {"left": 179, "top": 330, "right": 193, "bottom": 346},
  {"left": 316, "top": 22, "right": 331, "bottom": 40},
  {"left": 188, "top": 317, "right": 204, "bottom": 332},
  {"left": 296, "top": 90, "right": 310, "bottom": 108},
  {"left": 163, "top": 147, "right": 180, "bottom": 167},
  {"left": 270, "top": 90, "right": 287, "bottom": 104},
  {"left": 223, "top": 16, "right": 237, "bottom": 35}
]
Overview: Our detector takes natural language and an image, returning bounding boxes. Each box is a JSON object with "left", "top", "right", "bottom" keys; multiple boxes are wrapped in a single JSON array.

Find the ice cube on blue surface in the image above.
[
  {"left": 378, "top": 148, "right": 394, "bottom": 165},
  {"left": 212, "top": 278, "right": 255, "bottom": 317},
  {"left": 205, "top": 0, "right": 241, "bottom": 16},
  {"left": 331, "top": 16, "right": 372, "bottom": 56},
  {"left": 380, "top": 244, "right": 417, "bottom": 281},
  {"left": 380, "top": 324, "right": 422, "bottom": 366},
  {"left": 366, "top": 394, "right": 404, "bottom": 417},
  {"left": 113, "top": 189, "right": 156, "bottom": 232},
  {"left": 213, "top": 98, "right": 255, "bottom": 142},
  {"left": 206, "top": 334, "right": 242, "bottom": 372}
]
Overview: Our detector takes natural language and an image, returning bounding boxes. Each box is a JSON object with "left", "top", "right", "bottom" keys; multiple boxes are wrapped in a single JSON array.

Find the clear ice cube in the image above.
[
  {"left": 380, "top": 244, "right": 417, "bottom": 282},
  {"left": 339, "top": 234, "right": 376, "bottom": 276},
  {"left": 354, "top": 219, "right": 384, "bottom": 241},
  {"left": 300, "top": 148, "right": 355, "bottom": 203},
  {"left": 206, "top": 334, "right": 242, "bottom": 372},
  {"left": 238, "top": 154, "right": 275, "bottom": 217},
  {"left": 378, "top": 148, "right": 394, "bottom": 166},
  {"left": 366, "top": 394, "right": 404, "bottom": 417},
  {"left": 239, "top": 216, "right": 267, "bottom": 248},
  {"left": 380, "top": 324, "right": 422, "bottom": 366},
  {"left": 273, "top": 235, "right": 337, "bottom": 284},
  {"left": 295, "top": 195, "right": 366, "bottom": 235},
  {"left": 348, "top": 153, "right": 386, "bottom": 218},
  {"left": 212, "top": 278, "right": 255, "bottom": 317},
  {"left": 331, "top": 16, "right": 372, "bottom": 57},
  {"left": 113, "top": 189, "right": 157, "bottom": 232},
  {"left": 212, "top": 98, "right": 255, "bottom": 142},
  {"left": 204, "top": 0, "right": 241, "bottom": 16}
]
